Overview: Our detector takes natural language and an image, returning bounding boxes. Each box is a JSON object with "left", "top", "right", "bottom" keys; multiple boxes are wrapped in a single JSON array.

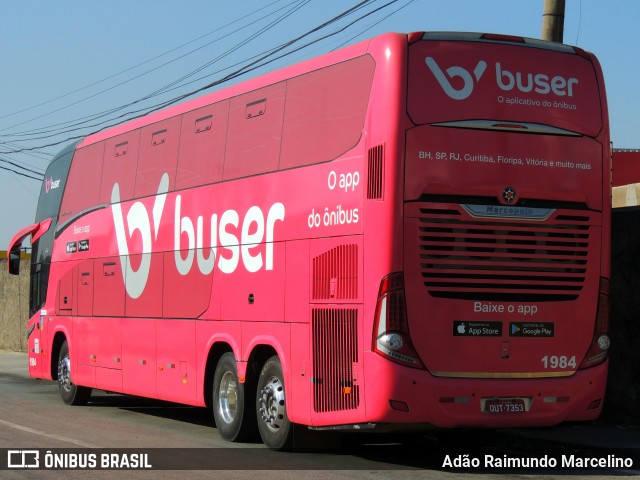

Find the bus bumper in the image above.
[{"left": 361, "top": 352, "right": 608, "bottom": 429}]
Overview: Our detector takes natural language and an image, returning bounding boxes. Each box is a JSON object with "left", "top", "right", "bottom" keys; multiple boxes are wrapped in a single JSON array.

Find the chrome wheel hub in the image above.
[
  {"left": 218, "top": 371, "right": 238, "bottom": 424},
  {"left": 58, "top": 354, "right": 72, "bottom": 392},
  {"left": 258, "top": 376, "right": 285, "bottom": 432}
]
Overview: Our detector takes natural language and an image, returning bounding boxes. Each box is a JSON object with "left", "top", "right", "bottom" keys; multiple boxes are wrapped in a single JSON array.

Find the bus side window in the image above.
[
  {"left": 176, "top": 101, "right": 229, "bottom": 190},
  {"left": 99, "top": 131, "right": 140, "bottom": 205},
  {"left": 224, "top": 82, "right": 286, "bottom": 180},
  {"left": 29, "top": 263, "right": 44, "bottom": 316},
  {"left": 280, "top": 55, "right": 375, "bottom": 169},
  {"left": 59, "top": 141, "right": 105, "bottom": 222},
  {"left": 135, "top": 117, "right": 181, "bottom": 198}
]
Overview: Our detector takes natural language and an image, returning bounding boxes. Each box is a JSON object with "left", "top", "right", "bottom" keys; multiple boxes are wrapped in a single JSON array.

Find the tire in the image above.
[
  {"left": 212, "top": 352, "right": 255, "bottom": 442},
  {"left": 57, "top": 340, "right": 91, "bottom": 405},
  {"left": 256, "top": 356, "right": 292, "bottom": 450}
]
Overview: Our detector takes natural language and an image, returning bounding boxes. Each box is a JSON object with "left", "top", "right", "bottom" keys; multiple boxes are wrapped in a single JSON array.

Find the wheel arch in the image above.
[
  {"left": 243, "top": 332, "right": 291, "bottom": 384},
  {"left": 50, "top": 330, "right": 68, "bottom": 381},
  {"left": 246, "top": 344, "right": 279, "bottom": 388},
  {"left": 203, "top": 341, "right": 234, "bottom": 409}
]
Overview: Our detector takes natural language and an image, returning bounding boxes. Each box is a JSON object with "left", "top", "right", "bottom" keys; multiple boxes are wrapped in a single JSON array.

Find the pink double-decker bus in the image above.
[{"left": 8, "top": 31, "right": 611, "bottom": 450}]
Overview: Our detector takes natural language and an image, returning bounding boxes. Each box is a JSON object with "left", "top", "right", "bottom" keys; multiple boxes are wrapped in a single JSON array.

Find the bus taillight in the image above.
[
  {"left": 580, "top": 277, "right": 611, "bottom": 369},
  {"left": 373, "top": 272, "right": 424, "bottom": 369}
]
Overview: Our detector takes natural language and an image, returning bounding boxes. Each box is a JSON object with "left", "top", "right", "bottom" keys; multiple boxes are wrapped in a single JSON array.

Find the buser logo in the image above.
[
  {"left": 111, "top": 174, "right": 169, "bottom": 299},
  {"left": 45, "top": 177, "right": 61, "bottom": 194},
  {"left": 426, "top": 57, "right": 580, "bottom": 100},
  {"left": 426, "top": 57, "right": 488, "bottom": 100},
  {"left": 496, "top": 63, "right": 578, "bottom": 96},
  {"left": 111, "top": 174, "right": 285, "bottom": 300}
]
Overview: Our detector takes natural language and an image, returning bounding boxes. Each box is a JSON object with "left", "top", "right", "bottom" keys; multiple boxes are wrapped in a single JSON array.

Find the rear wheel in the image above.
[
  {"left": 212, "top": 352, "right": 255, "bottom": 442},
  {"left": 256, "top": 356, "right": 292, "bottom": 450},
  {"left": 57, "top": 340, "right": 91, "bottom": 405}
]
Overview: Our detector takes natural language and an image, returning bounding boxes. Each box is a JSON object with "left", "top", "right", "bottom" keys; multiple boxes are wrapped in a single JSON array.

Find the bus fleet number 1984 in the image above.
[{"left": 541, "top": 355, "right": 577, "bottom": 369}]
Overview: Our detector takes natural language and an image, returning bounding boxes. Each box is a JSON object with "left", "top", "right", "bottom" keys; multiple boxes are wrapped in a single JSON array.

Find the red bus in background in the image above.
[{"left": 8, "top": 31, "right": 611, "bottom": 450}]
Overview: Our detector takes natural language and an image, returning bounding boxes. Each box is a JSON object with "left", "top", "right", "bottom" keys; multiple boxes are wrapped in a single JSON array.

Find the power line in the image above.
[
  {"left": 0, "top": 141, "right": 53, "bottom": 159},
  {"left": 0, "top": 0, "right": 289, "bottom": 125},
  {"left": 139, "top": 0, "right": 312, "bottom": 105},
  {"left": 148, "top": 0, "right": 400, "bottom": 111},
  {"left": 0, "top": 0, "right": 313, "bottom": 152},
  {"left": 0, "top": 164, "right": 43, "bottom": 181},
  {"left": 1, "top": 0, "right": 408, "bottom": 155},
  {"left": 331, "top": 0, "right": 416, "bottom": 51},
  {"left": 116, "top": 1, "right": 386, "bottom": 118},
  {"left": 0, "top": 0, "right": 306, "bottom": 137},
  {"left": 0, "top": 156, "right": 45, "bottom": 176},
  {"left": 10, "top": 170, "right": 41, "bottom": 199}
]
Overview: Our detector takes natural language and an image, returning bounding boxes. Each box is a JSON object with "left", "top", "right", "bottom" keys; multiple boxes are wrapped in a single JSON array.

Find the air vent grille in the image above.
[
  {"left": 416, "top": 203, "right": 593, "bottom": 301},
  {"left": 367, "top": 145, "right": 384, "bottom": 199},
  {"left": 312, "top": 308, "right": 360, "bottom": 413},
  {"left": 312, "top": 244, "right": 358, "bottom": 300}
]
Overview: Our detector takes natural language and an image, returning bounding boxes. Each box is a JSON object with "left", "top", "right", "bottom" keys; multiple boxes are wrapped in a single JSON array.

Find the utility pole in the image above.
[{"left": 541, "top": 0, "right": 565, "bottom": 43}]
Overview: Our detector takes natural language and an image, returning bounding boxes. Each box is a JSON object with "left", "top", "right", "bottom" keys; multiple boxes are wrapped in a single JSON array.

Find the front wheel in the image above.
[
  {"left": 256, "top": 356, "right": 292, "bottom": 450},
  {"left": 57, "top": 340, "right": 91, "bottom": 405}
]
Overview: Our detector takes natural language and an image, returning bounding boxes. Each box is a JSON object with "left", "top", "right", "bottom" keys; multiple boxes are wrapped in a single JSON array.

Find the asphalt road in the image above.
[{"left": 0, "top": 372, "right": 638, "bottom": 479}]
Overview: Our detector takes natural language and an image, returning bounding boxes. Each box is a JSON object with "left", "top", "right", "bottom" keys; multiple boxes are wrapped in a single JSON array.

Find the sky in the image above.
[{"left": 1, "top": 0, "right": 638, "bottom": 250}]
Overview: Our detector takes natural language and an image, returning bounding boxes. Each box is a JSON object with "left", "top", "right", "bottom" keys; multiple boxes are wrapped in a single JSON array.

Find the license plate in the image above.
[{"left": 483, "top": 397, "right": 527, "bottom": 414}]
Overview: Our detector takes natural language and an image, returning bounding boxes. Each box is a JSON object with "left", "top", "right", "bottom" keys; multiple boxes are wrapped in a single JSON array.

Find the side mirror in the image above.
[
  {"left": 8, "top": 219, "right": 51, "bottom": 275},
  {"left": 8, "top": 249, "right": 20, "bottom": 275}
]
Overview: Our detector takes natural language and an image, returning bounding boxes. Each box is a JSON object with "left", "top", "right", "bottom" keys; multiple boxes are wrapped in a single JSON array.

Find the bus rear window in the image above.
[{"left": 408, "top": 40, "right": 602, "bottom": 137}]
